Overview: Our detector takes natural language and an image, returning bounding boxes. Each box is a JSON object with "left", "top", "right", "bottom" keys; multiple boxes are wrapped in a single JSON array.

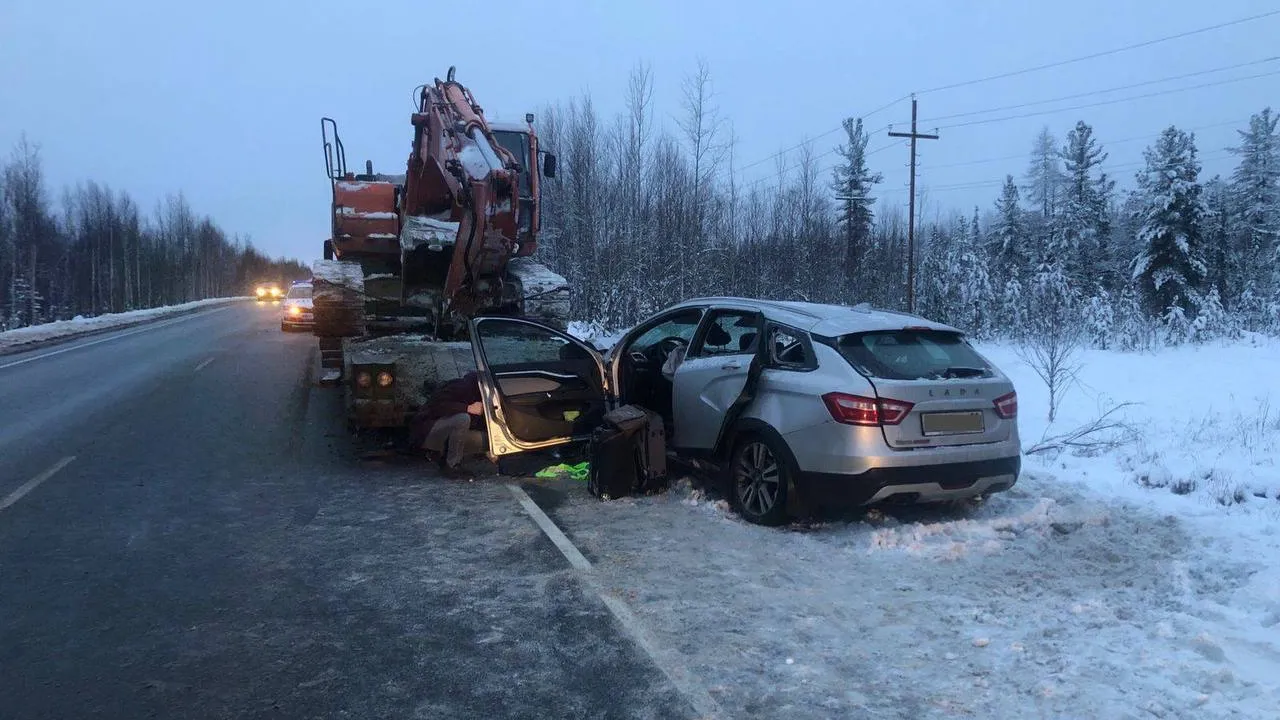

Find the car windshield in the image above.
[
  {"left": 286, "top": 285, "right": 311, "bottom": 299},
  {"left": 628, "top": 309, "right": 702, "bottom": 351},
  {"left": 835, "top": 330, "right": 992, "bottom": 380}
]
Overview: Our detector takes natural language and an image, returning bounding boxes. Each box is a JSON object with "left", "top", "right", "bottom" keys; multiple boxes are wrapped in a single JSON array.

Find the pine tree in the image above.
[
  {"left": 988, "top": 175, "right": 1030, "bottom": 281},
  {"left": 1024, "top": 127, "right": 1064, "bottom": 219},
  {"left": 1202, "top": 177, "right": 1233, "bottom": 307},
  {"left": 1133, "top": 127, "right": 1208, "bottom": 318},
  {"left": 1228, "top": 108, "right": 1279, "bottom": 312},
  {"left": 1056, "top": 121, "right": 1114, "bottom": 288},
  {"left": 831, "top": 117, "right": 883, "bottom": 298}
]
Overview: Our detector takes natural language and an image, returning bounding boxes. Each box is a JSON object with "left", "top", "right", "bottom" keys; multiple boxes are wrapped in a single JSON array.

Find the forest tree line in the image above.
[
  {"left": 533, "top": 63, "right": 1279, "bottom": 349},
  {"left": 0, "top": 137, "right": 307, "bottom": 331}
]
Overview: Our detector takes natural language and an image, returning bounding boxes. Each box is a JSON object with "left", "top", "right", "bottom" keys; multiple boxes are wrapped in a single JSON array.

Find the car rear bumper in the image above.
[{"left": 795, "top": 455, "right": 1020, "bottom": 507}]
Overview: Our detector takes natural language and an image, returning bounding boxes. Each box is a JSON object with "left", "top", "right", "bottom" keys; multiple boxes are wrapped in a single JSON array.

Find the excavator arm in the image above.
[{"left": 400, "top": 67, "right": 525, "bottom": 319}]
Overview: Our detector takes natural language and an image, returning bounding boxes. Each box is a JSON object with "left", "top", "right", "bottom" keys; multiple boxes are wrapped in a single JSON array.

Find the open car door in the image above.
[{"left": 469, "top": 317, "right": 609, "bottom": 457}]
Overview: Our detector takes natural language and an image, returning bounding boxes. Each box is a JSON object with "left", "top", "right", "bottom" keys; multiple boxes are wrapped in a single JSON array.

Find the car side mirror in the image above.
[{"left": 543, "top": 153, "right": 557, "bottom": 179}]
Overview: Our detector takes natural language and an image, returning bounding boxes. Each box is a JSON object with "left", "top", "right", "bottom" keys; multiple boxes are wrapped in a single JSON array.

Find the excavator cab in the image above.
[{"left": 489, "top": 120, "right": 556, "bottom": 256}]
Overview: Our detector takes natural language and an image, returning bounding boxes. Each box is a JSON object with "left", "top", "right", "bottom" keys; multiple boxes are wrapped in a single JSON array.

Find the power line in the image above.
[
  {"left": 918, "top": 57, "right": 1279, "bottom": 125},
  {"left": 732, "top": 11, "right": 1279, "bottom": 193},
  {"left": 735, "top": 117, "right": 895, "bottom": 175},
  {"left": 876, "top": 150, "right": 1238, "bottom": 195},
  {"left": 741, "top": 137, "right": 901, "bottom": 192},
  {"left": 936, "top": 70, "right": 1280, "bottom": 131},
  {"left": 923, "top": 117, "right": 1251, "bottom": 170},
  {"left": 913, "top": 9, "right": 1280, "bottom": 96}
]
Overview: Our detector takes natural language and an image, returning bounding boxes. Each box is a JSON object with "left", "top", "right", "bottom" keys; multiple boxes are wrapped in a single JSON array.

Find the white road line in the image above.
[
  {"left": 0, "top": 307, "right": 233, "bottom": 371},
  {"left": 194, "top": 357, "right": 215, "bottom": 372},
  {"left": 1, "top": 456, "right": 76, "bottom": 511},
  {"left": 507, "top": 484, "right": 723, "bottom": 719}
]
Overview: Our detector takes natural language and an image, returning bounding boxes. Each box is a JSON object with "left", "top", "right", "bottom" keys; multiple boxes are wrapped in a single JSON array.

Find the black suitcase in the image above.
[{"left": 587, "top": 406, "right": 668, "bottom": 499}]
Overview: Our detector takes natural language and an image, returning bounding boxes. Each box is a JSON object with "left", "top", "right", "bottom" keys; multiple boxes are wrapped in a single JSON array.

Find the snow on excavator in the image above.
[{"left": 311, "top": 68, "right": 569, "bottom": 432}]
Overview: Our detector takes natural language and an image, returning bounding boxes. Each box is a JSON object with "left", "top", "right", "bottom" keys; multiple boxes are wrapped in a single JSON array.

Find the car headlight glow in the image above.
[
  {"left": 376, "top": 371, "right": 394, "bottom": 388},
  {"left": 355, "top": 371, "right": 372, "bottom": 388},
  {"left": 255, "top": 287, "right": 267, "bottom": 297},
  {"left": 289, "top": 305, "right": 302, "bottom": 316}
]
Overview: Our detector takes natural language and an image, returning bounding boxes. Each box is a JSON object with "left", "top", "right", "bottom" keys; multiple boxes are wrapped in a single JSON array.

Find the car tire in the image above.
[{"left": 728, "top": 434, "right": 791, "bottom": 526}]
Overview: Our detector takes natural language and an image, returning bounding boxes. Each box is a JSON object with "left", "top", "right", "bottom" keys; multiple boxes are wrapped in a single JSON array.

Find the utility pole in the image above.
[{"left": 887, "top": 95, "right": 938, "bottom": 313}]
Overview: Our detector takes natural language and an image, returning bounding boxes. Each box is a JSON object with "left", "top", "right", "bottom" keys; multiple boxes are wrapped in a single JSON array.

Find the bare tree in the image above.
[
  {"left": 1016, "top": 271, "right": 1084, "bottom": 422},
  {"left": 678, "top": 58, "right": 726, "bottom": 300}
]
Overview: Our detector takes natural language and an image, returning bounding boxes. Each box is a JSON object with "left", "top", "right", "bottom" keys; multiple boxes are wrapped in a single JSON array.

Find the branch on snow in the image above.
[{"left": 1024, "top": 403, "right": 1141, "bottom": 456}]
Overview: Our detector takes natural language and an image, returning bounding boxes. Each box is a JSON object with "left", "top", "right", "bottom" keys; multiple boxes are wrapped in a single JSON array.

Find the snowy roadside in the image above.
[
  {"left": 0, "top": 297, "right": 250, "bottom": 355},
  {"left": 533, "top": 335, "right": 1279, "bottom": 718}
]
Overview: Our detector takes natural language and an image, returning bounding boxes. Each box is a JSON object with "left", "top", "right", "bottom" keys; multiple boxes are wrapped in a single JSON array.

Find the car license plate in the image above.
[{"left": 921, "top": 410, "right": 985, "bottom": 436}]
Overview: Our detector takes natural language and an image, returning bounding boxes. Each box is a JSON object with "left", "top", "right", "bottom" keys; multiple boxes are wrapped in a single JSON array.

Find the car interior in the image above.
[
  {"left": 615, "top": 309, "right": 703, "bottom": 427},
  {"left": 474, "top": 320, "right": 607, "bottom": 443}
]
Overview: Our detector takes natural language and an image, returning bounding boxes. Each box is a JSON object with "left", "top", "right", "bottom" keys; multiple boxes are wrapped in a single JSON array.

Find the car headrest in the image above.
[
  {"left": 738, "top": 332, "right": 757, "bottom": 352},
  {"left": 706, "top": 323, "right": 732, "bottom": 347}
]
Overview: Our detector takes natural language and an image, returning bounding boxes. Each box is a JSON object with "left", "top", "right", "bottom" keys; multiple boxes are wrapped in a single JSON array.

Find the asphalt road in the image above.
[{"left": 0, "top": 301, "right": 692, "bottom": 719}]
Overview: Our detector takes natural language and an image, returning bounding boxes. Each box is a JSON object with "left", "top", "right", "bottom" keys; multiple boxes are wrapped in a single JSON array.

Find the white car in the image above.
[
  {"left": 466, "top": 297, "right": 1021, "bottom": 525},
  {"left": 280, "top": 282, "right": 314, "bottom": 331}
]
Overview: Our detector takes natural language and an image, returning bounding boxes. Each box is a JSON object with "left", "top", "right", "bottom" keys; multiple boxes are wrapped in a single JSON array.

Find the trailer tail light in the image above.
[
  {"left": 994, "top": 391, "right": 1018, "bottom": 419},
  {"left": 822, "top": 393, "right": 914, "bottom": 426}
]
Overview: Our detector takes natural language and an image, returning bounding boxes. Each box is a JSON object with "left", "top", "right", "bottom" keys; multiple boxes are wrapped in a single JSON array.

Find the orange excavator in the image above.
[
  {"left": 311, "top": 68, "right": 568, "bottom": 430},
  {"left": 313, "top": 66, "right": 565, "bottom": 341}
]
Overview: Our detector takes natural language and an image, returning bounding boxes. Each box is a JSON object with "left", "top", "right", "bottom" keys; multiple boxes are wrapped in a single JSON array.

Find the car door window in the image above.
[
  {"left": 471, "top": 318, "right": 606, "bottom": 451},
  {"left": 767, "top": 324, "right": 817, "bottom": 370},
  {"left": 691, "top": 310, "right": 761, "bottom": 357}
]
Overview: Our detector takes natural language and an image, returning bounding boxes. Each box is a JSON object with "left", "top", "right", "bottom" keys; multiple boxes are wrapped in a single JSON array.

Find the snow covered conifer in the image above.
[
  {"left": 1025, "top": 127, "right": 1064, "bottom": 219},
  {"left": 1057, "top": 121, "right": 1115, "bottom": 289},
  {"left": 1132, "top": 127, "right": 1208, "bottom": 318},
  {"left": 1228, "top": 108, "right": 1279, "bottom": 312},
  {"left": 988, "top": 175, "right": 1030, "bottom": 282},
  {"left": 831, "top": 117, "right": 883, "bottom": 296}
]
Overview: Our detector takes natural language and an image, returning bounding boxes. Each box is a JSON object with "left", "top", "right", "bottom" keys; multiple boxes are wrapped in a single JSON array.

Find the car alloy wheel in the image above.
[{"left": 733, "top": 439, "right": 787, "bottom": 525}]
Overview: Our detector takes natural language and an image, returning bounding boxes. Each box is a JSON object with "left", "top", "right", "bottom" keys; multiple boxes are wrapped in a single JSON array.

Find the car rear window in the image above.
[{"left": 835, "top": 330, "right": 992, "bottom": 380}]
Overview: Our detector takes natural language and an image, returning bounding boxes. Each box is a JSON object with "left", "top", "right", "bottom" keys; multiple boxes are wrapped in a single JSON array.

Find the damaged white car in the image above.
[{"left": 467, "top": 298, "right": 1022, "bottom": 525}]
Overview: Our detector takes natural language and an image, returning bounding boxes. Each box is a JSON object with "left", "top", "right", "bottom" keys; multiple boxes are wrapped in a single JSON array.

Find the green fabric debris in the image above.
[{"left": 535, "top": 462, "right": 590, "bottom": 481}]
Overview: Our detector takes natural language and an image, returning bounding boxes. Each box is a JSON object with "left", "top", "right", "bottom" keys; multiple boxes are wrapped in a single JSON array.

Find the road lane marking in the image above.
[
  {"left": 0, "top": 307, "right": 234, "bottom": 371},
  {"left": 1, "top": 456, "right": 76, "bottom": 511},
  {"left": 194, "top": 357, "right": 215, "bottom": 372},
  {"left": 507, "top": 484, "right": 723, "bottom": 719}
]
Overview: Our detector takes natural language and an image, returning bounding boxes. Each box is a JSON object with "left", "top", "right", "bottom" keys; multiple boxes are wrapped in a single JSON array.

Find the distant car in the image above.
[
  {"left": 465, "top": 297, "right": 1021, "bottom": 525},
  {"left": 280, "top": 282, "right": 314, "bottom": 331},
  {"left": 255, "top": 282, "right": 283, "bottom": 300}
]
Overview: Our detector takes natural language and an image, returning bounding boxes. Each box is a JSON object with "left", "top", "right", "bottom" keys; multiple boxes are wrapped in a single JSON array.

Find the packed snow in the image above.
[
  {"left": 534, "top": 334, "right": 1280, "bottom": 719},
  {"left": 0, "top": 297, "right": 247, "bottom": 354}
]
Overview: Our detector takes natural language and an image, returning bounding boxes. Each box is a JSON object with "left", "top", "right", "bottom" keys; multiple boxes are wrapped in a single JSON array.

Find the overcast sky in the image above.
[{"left": 1, "top": 0, "right": 1276, "bottom": 262}]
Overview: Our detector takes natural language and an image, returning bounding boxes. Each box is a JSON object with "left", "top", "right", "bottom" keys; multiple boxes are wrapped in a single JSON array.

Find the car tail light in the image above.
[
  {"left": 822, "top": 392, "right": 914, "bottom": 426},
  {"left": 994, "top": 391, "right": 1018, "bottom": 419}
]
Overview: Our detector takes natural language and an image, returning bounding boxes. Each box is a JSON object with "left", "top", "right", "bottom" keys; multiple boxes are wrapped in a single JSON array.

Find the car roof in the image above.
[{"left": 668, "top": 297, "right": 962, "bottom": 336}]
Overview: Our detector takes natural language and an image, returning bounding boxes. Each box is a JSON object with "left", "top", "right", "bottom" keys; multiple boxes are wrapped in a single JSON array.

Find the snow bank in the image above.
[{"left": 0, "top": 297, "right": 246, "bottom": 353}]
